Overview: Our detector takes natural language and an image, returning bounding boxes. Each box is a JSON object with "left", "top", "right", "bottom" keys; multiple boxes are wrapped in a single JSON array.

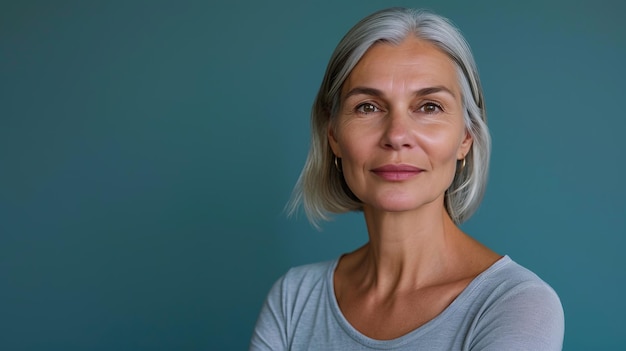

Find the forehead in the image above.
[{"left": 343, "top": 36, "right": 459, "bottom": 95}]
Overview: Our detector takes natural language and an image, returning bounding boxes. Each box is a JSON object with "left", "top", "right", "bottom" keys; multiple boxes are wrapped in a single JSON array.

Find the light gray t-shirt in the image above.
[{"left": 250, "top": 256, "right": 564, "bottom": 350}]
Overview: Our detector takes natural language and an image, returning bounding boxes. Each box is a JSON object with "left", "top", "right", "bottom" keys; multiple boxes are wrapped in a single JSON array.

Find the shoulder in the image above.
[
  {"left": 275, "top": 259, "right": 336, "bottom": 292},
  {"left": 476, "top": 256, "right": 563, "bottom": 315},
  {"left": 250, "top": 259, "right": 338, "bottom": 350},
  {"left": 480, "top": 256, "right": 561, "bottom": 305},
  {"left": 265, "top": 259, "right": 336, "bottom": 306},
  {"left": 468, "top": 256, "right": 564, "bottom": 350},
  {"left": 283, "top": 259, "right": 335, "bottom": 282}
]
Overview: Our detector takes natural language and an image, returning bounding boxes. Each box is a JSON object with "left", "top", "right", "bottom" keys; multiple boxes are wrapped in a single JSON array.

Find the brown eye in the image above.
[
  {"left": 356, "top": 103, "right": 380, "bottom": 114},
  {"left": 419, "top": 102, "right": 443, "bottom": 114}
]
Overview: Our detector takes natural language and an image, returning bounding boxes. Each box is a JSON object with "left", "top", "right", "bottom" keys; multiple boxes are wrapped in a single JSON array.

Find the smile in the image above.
[{"left": 371, "top": 164, "right": 423, "bottom": 181}]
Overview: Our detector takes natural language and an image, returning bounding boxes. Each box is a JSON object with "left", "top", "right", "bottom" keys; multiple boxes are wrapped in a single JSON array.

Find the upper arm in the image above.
[
  {"left": 249, "top": 277, "right": 289, "bottom": 351},
  {"left": 470, "top": 282, "right": 564, "bottom": 351}
]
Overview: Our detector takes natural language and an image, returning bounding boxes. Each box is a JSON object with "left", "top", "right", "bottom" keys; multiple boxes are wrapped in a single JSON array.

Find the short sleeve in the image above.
[{"left": 469, "top": 281, "right": 565, "bottom": 351}]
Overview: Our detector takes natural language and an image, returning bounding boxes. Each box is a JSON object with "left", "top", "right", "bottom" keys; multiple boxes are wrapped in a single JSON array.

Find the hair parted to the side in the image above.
[{"left": 287, "top": 7, "right": 490, "bottom": 228}]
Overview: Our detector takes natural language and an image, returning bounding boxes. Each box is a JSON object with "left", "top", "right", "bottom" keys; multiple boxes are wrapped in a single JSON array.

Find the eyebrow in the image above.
[{"left": 343, "top": 85, "right": 457, "bottom": 100}]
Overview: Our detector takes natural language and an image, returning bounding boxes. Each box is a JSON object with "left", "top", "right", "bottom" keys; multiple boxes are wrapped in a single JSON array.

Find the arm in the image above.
[
  {"left": 470, "top": 281, "right": 565, "bottom": 351},
  {"left": 249, "top": 276, "right": 289, "bottom": 351}
]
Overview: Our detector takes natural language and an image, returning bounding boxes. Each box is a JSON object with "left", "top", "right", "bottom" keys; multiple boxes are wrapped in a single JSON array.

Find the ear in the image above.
[
  {"left": 328, "top": 124, "right": 342, "bottom": 158},
  {"left": 458, "top": 130, "right": 473, "bottom": 159}
]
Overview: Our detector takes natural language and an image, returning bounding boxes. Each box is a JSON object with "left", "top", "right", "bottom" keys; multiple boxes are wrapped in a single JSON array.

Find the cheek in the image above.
[
  {"left": 340, "top": 143, "right": 369, "bottom": 175},
  {"left": 335, "top": 134, "right": 373, "bottom": 189},
  {"left": 338, "top": 129, "right": 379, "bottom": 165},
  {"left": 335, "top": 125, "right": 370, "bottom": 161},
  {"left": 419, "top": 129, "right": 466, "bottom": 158}
]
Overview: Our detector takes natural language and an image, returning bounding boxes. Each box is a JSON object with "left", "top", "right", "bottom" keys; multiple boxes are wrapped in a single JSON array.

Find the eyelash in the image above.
[
  {"left": 354, "top": 101, "right": 444, "bottom": 115},
  {"left": 418, "top": 102, "right": 444, "bottom": 114},
  {"left": 355, "top": 102, "right": 381, "bottom": 114}
]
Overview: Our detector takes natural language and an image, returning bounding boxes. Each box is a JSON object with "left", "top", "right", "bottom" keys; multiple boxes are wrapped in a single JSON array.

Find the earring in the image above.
[
  {"left": 334, "top": 156, "right": 342, "bottom": 172},
  {"left": 457, "top": 157, "right": 466, "bottom": 173}
]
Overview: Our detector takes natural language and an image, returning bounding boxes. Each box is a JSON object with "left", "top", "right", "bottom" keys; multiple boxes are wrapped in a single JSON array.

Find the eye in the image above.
[
  {"left": 418, "top": 102, "right": 443, "bottom": 114},
  {"left": 355, "top": 103, "right": 381, "bottom": 114}
]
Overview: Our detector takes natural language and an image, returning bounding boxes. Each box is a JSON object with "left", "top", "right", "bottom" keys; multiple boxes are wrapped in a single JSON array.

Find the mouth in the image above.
[{"left": 371, "top": 164, "right": 423, "bottom": 181}]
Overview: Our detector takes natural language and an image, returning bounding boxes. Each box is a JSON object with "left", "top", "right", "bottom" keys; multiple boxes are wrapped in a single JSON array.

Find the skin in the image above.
[{"left": 328, "top": 36, "right": 501, "bottom": 340}]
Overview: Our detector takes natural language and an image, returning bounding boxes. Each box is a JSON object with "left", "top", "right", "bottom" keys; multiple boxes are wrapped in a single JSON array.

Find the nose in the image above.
[{"left": 380, "top": 110, "right": 416, "bottom": 150}]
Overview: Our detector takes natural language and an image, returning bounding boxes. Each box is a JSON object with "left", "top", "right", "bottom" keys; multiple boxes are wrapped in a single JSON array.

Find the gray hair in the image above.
[{"left": 288, "top": 7, "right": 490, "bottom": 226}]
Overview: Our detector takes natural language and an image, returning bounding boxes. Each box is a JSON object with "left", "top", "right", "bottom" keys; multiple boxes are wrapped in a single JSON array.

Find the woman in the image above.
[{"left": 251, "top": 7, "right": 564, "bottom": 350}]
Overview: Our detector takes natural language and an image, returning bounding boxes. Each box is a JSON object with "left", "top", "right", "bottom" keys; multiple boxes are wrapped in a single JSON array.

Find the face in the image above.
[{"left": 328, "top": 36, "right": 472, "bottom": 214}]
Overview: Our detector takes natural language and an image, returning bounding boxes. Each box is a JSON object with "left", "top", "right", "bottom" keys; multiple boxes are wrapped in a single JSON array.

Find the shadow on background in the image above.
[{"left": 1, "top": 0, "right": 624, "bottom": 350}]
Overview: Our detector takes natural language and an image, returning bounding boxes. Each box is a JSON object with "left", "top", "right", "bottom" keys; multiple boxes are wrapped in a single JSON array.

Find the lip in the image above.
[{"left": 371, "top": 164, "right": 423, "bottom": 181}]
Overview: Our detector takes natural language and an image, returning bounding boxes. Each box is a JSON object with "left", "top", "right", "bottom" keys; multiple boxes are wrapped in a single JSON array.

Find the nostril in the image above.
[{"left": 381, "top": 131, "right": 415, "bottom": 150}]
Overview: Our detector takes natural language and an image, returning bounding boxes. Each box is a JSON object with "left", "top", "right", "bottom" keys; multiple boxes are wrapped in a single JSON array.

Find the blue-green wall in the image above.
[{"left": 1, "top": 0, "right": 624, "bottom": 349}]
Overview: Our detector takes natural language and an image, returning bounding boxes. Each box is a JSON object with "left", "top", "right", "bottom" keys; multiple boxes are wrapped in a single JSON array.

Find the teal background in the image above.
[{"left": 1, "top": 0, "right": 624, "bottom": 350}]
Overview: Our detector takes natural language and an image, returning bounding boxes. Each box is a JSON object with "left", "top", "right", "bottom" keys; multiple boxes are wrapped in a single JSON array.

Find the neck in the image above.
[{"left": 357, "top": 202, "right": 462, "bottom": 293}]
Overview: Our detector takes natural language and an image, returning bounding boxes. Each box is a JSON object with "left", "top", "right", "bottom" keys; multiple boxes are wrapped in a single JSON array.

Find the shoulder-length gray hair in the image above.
[{"left": 288, "top": 7, "right": 490, "bottom": 227}]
